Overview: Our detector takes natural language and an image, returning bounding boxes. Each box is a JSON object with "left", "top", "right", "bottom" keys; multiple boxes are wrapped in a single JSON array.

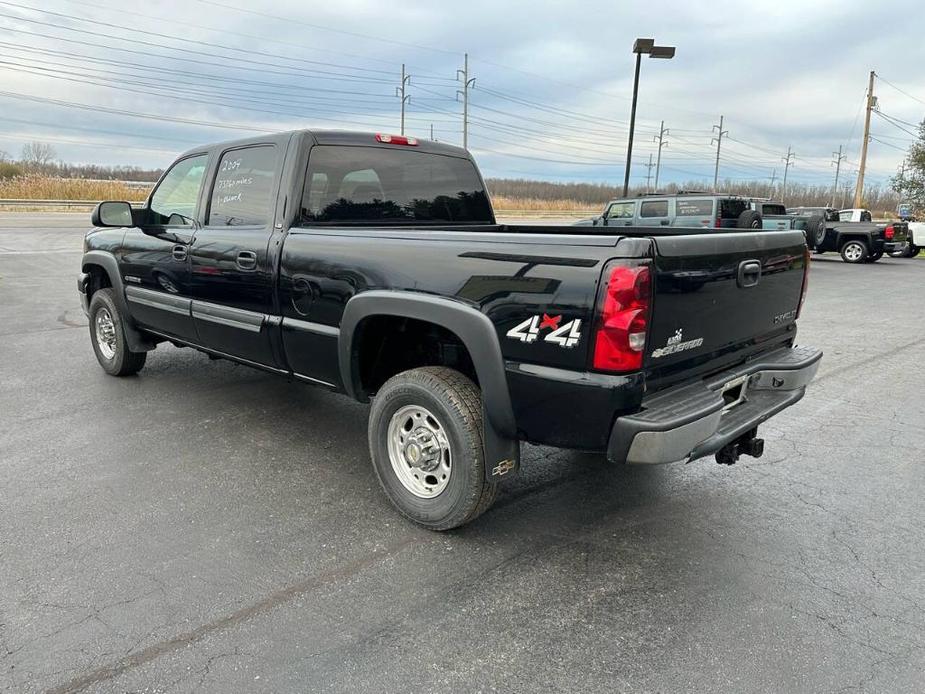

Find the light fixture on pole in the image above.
[{"left": 623, "top": 38, "right": 675, "bottom": 197}]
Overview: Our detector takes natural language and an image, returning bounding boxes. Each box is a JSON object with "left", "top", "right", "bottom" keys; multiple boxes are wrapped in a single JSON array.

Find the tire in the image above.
[
  {"left": 910, "top": 245, "right": 921, "bottom": 258},
  {"left": 866, "top": 250, "right": 883, "bottom": 263},
  {"left": 368, "top": 366, "right": 498, "bottom": 531},
  {"left": 839, "top": 240, "right": 868, "bottom": 264},
  {"left": 88, "top": 288, "right": 147, "bottom": 376},
  {"left": 805, "top": 215, "right": 826, "bottom": 248},
  {"left": 737, "top": 210, "right": 762, "bottom": 229}
]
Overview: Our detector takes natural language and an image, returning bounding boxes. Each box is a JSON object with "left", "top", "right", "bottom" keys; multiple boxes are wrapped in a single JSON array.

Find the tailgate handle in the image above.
[{"left": 737, "top": 260, "right": 762, "bottom": 288}]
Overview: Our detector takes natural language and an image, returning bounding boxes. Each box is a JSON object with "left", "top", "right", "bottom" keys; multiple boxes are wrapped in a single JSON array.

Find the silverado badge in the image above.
[{"left": 651, "top": 329, "right": 704, "bottom": 358}]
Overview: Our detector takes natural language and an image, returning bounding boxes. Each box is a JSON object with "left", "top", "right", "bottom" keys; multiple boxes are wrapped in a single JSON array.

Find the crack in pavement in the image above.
[{"left": 43, "top": 537, "right": 419, "bottom": 694}]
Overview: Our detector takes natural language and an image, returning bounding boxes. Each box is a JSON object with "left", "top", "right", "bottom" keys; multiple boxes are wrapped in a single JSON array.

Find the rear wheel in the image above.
[
  {"left": 368, "top": 367, "right": 498, "bottom": 530},
  {"left": 866, "top": 250, "right": 883, "bottom": 263},
  {"left": 88, "top": 288, "right": 147, "bottom": 376},
  {"left": 737, "top": 210, "right": 762, "bottom": 229},
  {"left": 840, "top": 240, "right": 868, "bottom": 264}
]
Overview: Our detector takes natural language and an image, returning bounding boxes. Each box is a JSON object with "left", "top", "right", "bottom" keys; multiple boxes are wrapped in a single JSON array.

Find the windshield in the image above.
[{"left": 300, "top": 146, "right": 493, "bottom": 225}]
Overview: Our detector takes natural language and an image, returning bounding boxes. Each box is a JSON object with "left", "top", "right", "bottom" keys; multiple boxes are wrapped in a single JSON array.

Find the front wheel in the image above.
[
  {"left": 368, "top": 367, "right": 498, "bottom": 530},
  {"left": 88, "top": 288, "right": 147, "bottom": 376},
  {"left": 840, "top": 240, "right": 868, "bottom": 264}
]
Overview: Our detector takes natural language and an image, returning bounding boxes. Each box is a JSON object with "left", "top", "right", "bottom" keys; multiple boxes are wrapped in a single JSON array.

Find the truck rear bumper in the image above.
[
  {"left": 883, "top": 241, "right": 907, "bottom": 254},
  {"left": 607, "top": 345, "right": 822, "bottom": 464}
]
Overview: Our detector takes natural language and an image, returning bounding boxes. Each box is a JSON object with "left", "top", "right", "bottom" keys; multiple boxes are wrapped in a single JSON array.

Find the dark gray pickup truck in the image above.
[{"left": 78, "top": 130, "right": 821, "bottom": 529}]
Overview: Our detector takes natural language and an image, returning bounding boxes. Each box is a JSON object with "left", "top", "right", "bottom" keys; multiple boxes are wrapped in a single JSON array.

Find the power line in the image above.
[{"left": 875, "top": 74, "right": 925, "bottom": 107}]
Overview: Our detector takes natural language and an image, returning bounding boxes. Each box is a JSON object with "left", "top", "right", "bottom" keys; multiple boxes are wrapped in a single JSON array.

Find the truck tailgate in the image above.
[{"left": 645, "top": 230, "right": 807, "bottom": 384}]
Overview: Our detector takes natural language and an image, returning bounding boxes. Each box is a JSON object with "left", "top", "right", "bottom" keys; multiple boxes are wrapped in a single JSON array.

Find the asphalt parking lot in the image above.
[{"left": 1, "top": 213, "right": 923, "bottom": 693}]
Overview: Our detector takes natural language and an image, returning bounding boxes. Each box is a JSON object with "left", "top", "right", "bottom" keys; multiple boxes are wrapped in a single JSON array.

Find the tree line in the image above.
[
  {"left": 0, "top": 142, "right": 163, "bottom": 182},
  {"left": 485, "top": 177, "right": 902, "bottom": 212}
]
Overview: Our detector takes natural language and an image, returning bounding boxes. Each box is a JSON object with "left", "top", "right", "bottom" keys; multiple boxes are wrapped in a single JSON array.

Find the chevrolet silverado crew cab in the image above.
[{"left": 79, "top": 130, "right": 821, "bottom": 530}]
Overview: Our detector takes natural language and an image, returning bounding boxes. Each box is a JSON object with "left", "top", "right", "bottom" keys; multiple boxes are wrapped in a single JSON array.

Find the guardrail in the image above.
[{"left": 0, "top": 199, "right": 145, "bottom": 208}]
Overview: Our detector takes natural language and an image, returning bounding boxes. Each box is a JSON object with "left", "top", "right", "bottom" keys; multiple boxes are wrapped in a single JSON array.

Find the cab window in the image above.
[
  {"left": 149, "top": 154, "right": 207, "bottom": 226},
  {"left": 208, "top": 146, "right": 278, "bottom": 226},
  {"left": 605, "top": 202, "right": 634, "bottom": 219},
  {"left": 639, "top": 200, "right": 669, "bottom": 218}
]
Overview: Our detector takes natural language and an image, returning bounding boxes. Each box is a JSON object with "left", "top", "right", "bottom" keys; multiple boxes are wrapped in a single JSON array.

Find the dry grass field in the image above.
[{"left": 0, "top": 176, "right": 152, "bottom": 202}]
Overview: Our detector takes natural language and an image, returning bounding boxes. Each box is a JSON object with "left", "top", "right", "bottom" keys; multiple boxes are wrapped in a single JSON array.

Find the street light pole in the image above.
[
  {"left": 623, "top": 50, "right": 643, "bottom": 197},
  {"left": 622, "top": 38, "right": 675, "bottom": 197}
]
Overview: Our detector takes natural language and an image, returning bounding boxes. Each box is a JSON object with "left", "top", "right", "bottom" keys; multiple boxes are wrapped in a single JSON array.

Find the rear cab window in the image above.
[
  {"left": 208, "top": 145, "right": 278, "bottom": 227},
  {"left": 300, "top": 146, "right": 493, "bottom": 225},
  {"left": 761, "top": 203, "right": 787, "bottom": 215}
]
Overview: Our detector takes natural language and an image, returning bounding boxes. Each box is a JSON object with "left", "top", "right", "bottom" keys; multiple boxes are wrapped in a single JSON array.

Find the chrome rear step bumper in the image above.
[{"left": 607, "top": 345, "right": 822, "bottom": 464}]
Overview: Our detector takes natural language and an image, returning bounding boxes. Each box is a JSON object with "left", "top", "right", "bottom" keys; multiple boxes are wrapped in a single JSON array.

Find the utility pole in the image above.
[
  {"left": 430, "top": 123, "right": 435, "bottom": 141},
  {"left": 643, "top": 153, "right": 655, "bottom": 192},
  {"left": 711, "top": 115, "right": 727, "bottom": 191},
  {"left": 854, "top": 70, "right": 876, "bottom": 208},
  {"left": 781, "top": 146, "right": 794, "bottom": 202},
  {"left": 456, "top": 53, "right": 475, "bottom": 150},
  {"left": 652, "top": 120, "right": 669, "bottom": 191},
  {"left": 768, "top": 168, "right": 777, "bottom": 197},
  {"left": 830, "top": 145, "right": 846, "bottom": 207},
  {"left": 396, "top": 63, "right": 411, "bottom": 135}
]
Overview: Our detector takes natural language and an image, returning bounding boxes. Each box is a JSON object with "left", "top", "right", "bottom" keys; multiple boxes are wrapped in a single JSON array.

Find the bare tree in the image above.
[
  {"left": 20, "top": 141, "right": 57, "bottom": 172},
  {"left": 0, "top": 149, "right": 9, "bottom": 162}
]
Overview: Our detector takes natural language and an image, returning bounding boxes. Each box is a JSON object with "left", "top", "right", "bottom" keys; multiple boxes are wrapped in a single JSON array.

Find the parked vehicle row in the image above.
[
  {"left": 79, "top": 130, "right": 820, "bottom": 530},
  {"left": 574, "top": 193, "right": 911, "bottom": 264}
]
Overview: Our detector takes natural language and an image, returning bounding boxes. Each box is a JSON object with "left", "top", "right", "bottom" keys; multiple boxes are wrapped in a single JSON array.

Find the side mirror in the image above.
[{"left": 91, "top": 201, "right": 134, "bottom": 227}]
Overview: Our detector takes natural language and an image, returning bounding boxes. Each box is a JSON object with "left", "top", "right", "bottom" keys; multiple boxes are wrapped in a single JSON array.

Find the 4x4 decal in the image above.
[{"left": 506, "top": 314, "right": 582, "bottom": 348}]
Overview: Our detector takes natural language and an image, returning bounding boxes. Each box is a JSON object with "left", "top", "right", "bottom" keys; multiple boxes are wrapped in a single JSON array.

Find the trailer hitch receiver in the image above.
[{"left": 715, "top": 428, "right": 764, "bottom": 465}]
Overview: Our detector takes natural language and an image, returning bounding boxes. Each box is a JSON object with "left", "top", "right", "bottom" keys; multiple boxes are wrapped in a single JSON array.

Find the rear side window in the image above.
[
  {"left": 208, "top": 146, "right": 278, "bottom": 226},
  {"left": 720, "top": 199, "right": 748, "bottom": 219},
  {"left": 675, "top": 199, "right": 713, "bottom": 217},
  {"left": 639, "top": 200, "right": 669, "bottom": 218},
  {"left": 761, "top": 203, "right": 786, "bottom": 215},
  {"left": 300, "top": 146, "right": 492, "bottom": 225}
]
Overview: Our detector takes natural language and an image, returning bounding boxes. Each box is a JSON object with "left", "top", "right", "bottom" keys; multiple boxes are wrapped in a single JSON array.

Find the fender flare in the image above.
[
  {"left": 81, "top": 250, "right": 157, "bottom": 352},
  {"left": 339, "top": 290, "right": 520, "bottom": 479}
]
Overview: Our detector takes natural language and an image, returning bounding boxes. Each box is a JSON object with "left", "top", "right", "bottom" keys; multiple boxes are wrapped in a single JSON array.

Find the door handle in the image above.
[
  {"left": 172, "top": 244, "right": 187, "bottom": 261},
  {"left": 236, "top": 251, "right": 258, "bottom": 270},
  {"left": 660, "top": 220, "right": 670, "bottom": 225}
]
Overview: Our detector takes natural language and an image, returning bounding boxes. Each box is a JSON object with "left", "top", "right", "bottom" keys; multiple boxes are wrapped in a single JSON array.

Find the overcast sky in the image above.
[{"left": 1, "top": 0, "right": 923, "bottom": 190}]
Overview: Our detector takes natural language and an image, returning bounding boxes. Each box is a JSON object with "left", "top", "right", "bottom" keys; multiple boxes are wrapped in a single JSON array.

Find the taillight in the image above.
[
  {"left": 592, "top": 262, "right": 653, "bottom": 372},
  {"left": 885, "top": 225, "right": 895, "bottom": 240},
  {"left": 796, "top": 246, "right": 810, "bottom": 319},
  {"left": 715, "top": 216, "right": 722, "bottom": 228},
  {"left": 376, "top": 133, "right": 418, "bottom": 146}
]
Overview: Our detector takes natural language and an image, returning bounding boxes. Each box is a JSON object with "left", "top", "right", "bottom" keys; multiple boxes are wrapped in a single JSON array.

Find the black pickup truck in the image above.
[
  {"left": 79, "top": 130, "right": 821, "bottom": 529},
  {"left": 787, "top": 207, "right": 908, "bottom": 263}
]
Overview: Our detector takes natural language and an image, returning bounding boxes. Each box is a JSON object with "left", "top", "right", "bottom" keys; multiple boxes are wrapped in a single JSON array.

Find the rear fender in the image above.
[{"left": 340, "top": 290, "right": 520, "bottom": 479}]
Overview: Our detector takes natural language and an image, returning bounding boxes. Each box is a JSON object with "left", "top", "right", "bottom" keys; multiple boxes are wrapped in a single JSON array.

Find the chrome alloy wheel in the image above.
[
  {"left": 843, "top": 242, "right": 864, "bottom": 262},
  {"left": 95, "top": 307, "right": 117, "bottom": 360},
  {"left": 387, "top": 405, "right": 452, "bottom": 498}
]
